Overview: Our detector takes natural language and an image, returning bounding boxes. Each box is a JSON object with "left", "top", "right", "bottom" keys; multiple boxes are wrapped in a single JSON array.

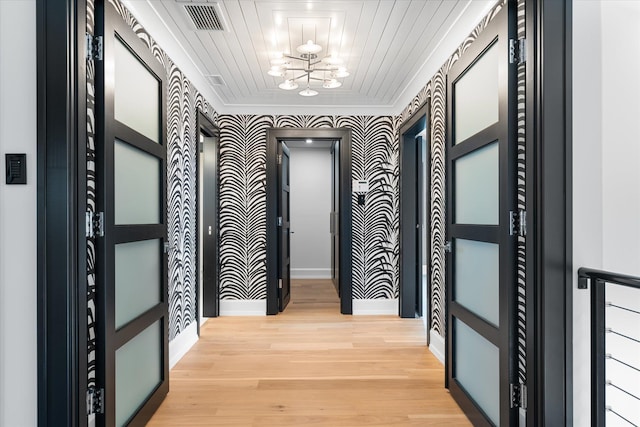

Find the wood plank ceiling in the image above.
[{"left": 131, "top": 0, "right": 487, "bottom": 109}]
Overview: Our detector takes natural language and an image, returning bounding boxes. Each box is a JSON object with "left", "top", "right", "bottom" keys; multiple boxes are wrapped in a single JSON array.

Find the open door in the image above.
[
  {"left": 95, "top": 1, "right": 169, "bottom": 424},
  {"left": 445, "top": 3, "right": 518, "bottom": 426},
  {"left": 277, "top": 141, "right": 291, "bottom": 311},
  {"left": 198, "top": 112, "right": 220, "bottom": 319},
  {"left": 266, "top": 128, "right": 352, "bottom": 315},
  {"left": 331, "top": 140, "right": 340, "bottom": 294},
  {"left": 399, "top": 104, "right": 430, "bottom": 319}
]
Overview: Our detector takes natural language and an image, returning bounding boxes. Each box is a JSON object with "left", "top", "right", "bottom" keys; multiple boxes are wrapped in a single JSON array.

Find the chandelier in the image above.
[{"left": 268, "top": 40, "right": 350, "bottom": 97}]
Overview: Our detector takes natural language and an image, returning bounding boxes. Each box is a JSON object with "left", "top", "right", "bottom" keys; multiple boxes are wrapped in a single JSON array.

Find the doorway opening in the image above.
[
  {"left": 399, "top": 102, "right": 431, "bottom": 327},
  {"left": 266, "top": 128, "right": 353, "bottom": 315},
  {"left": 196, "top": 111, "right": 220, "bottom": 327}
]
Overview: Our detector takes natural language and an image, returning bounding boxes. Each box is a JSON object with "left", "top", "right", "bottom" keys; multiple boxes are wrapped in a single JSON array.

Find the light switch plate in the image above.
[{"left": 6, "top": 153, "right": 27, "bottom": 184}]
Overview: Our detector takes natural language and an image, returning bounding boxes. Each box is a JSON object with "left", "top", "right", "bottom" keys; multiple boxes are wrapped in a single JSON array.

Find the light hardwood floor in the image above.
[{"left": 148, "top": 279, "right": 470, "bottom": 426}]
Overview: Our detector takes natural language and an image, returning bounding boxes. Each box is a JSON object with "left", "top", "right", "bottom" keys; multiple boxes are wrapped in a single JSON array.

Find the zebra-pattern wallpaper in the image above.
[
  {"left": 216, "top": 115, "right": 399, "bottom": 301},
  {"left": 109, "top": 0, "right": 217, "bottom": 341},
  {"left": 516, "top": 0, "right": 528, "bottom": 387},
  {"left": 86, "top": 0, "right": 97, "bottom": 391}
]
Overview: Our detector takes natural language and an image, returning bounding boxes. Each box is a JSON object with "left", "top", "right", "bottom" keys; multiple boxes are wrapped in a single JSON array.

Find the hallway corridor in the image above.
[{"left": 148, "top": 280, "right": 469, "bottom": 426}]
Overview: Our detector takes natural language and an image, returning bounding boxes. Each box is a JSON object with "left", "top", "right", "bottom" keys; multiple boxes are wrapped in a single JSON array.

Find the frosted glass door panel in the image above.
[
  {"left": 115, "top": 321, "right": 162, "bottom": 426},
  {"left": 455, "top": 142, "right": 499, "bottom": 225},
  {"left": 114, "top": 139, "right": 160, "bottom": 225},
  {"left": 114, "top": 39, "right": 160, "bottom": 143},
  {"left": 455, "top": 318, "right": 500, "bottom": 425},
  {"left": 454, "top": 43, "right": 499, "bottom": 144},
  {"left": 115, "top": 239, "right": 161, "bottom": 329},
  {"left": 454, "top": 239, "right": 499, "bottom": 326}
]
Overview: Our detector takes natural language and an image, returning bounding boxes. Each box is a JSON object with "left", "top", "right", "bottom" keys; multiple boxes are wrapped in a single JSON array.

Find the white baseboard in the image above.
[
  {"left": 219, "top": 299, "right": 266, "bottom": 316},
  {"left": 291, "top": 268, "right": 332, "bottom": 279},
  {"left": 429, "top": 328, "right": 445, "bottom": 365},
  {"left": 169, "top": 322, "right": 198, "bottom": 370},
  {"left": 352, "top": 298, "right": 398, "bottom": 315}
]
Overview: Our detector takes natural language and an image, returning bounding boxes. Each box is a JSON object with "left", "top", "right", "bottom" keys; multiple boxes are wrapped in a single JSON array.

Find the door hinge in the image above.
[
  {"left": 278, "top": 279, "right": 283, "bottom": 289},
  {"left": 164, "top": 242, "right": 175, "bottom": 254},
  {"left": 86, "top": 387, "right": 104, "bottom": 415},
  {"left": 509, "top": 38, "right": 526, "bottom": 65},
  {"left": 86, "top": 211, "right": 104, "bottom": 238},
  {"left": 510, "top": 383, "right": 527, "bottom": 410},
  {"left": 509, "top": 210, "right": 527, "bottom": 237},
  {"left": 86, "top": 34, "right": 103, "bottom": 61},
  {"left": 277, "top": 154, "right": 282, "bottom": 165},
  {"left": 198, "top": 142, "right": 204, "bottom": 153},
  {"left": 443, "top": 241, "right": 452, "bottom": 253},
  {"left": 277, "top": 216, "right": 283, "bottom": 227}
]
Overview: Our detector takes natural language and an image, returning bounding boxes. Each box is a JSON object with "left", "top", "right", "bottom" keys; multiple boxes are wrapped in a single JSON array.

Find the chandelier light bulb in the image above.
[
  {"left": 297, "top": 40, "right": 322, "bottom": 54},
  {"left": 278, "top": 80, "right": 299, "bottom": 90},
  {"left": 268, "top": 68, "right": 285, "bottom": 77},
  {"left": 270, "top": 57, "right": 287, "bottom": 66},
  {"left": 332, "top": 68, "right": 350, "bottom": 78},
  {"left": 323, "top": 55, "right": 343, "bottom": 65},
  {"left": 299, "top": 87, "right": 319, "bottom": 97},
  {"left": 323, "top": 79, "right": 341, "bottom": 89}
]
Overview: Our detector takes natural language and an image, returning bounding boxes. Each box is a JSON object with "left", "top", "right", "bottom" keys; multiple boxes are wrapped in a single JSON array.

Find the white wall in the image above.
[
  {"left": 0, "top": 1, "right": 38, "bottom": 426},
  {"left": 572, "top": 1, "right": 640, "bottom": 425},
  {"left": 289, "top": 147, "right": 332, "bottom": 279}
]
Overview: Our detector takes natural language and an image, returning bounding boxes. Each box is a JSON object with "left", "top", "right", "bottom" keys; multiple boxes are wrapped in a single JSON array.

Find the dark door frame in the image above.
[
  {"left": 266, "top": 128, "right": 353, "bottom": 315},
  {"left": 398, "top": 101, "right": 431, "bottom": 320},
  {"left": 526, "top": 0, "right": 573, "bottom": 424},
  {"left": 36, "top": 0, "right": 88, "bottom": 425},
  {"left": 196, "top": 111, "right": 220, "bottom": 323}
]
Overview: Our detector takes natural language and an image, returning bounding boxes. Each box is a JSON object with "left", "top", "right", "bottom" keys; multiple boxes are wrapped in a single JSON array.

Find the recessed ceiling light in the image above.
[{"left": 305, "top": 139, "right": 313, "bottom": 144}]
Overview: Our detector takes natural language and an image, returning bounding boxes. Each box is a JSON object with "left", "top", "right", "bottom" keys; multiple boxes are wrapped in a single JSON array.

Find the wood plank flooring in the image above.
[{"left": 148, "top": 279, "right": 470, "bottom": 426}]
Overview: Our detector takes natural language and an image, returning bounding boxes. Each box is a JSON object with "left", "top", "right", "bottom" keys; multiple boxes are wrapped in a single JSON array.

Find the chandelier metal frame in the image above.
[{"left": 268, "top": 40, "right": 349, "bottom": 97}]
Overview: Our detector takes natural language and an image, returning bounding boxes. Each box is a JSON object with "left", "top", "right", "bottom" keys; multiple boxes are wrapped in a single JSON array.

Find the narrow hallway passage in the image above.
[{"left": 148, "top": 280, "right": 469, "bottom": 426}]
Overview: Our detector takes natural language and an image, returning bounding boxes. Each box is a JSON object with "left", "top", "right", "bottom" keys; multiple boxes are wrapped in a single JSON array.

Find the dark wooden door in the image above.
[
  {"left": 331, "top": 141, "right": 340, "bottom": 294},
  {"left": 96, "top": 1, "right": 169, "bottom": 425},
  {"left": 198, "top": 114, "right": 220, "bottom": 318},
  {"left": 278, "top": 141, "right": 291, "bottom": 311},
  {"left": 415, "top": 134, "right": 425, "bottom": 317},
  {"left": 445, "top": 3, "right": 517, "bottom": 426},
  {"left": 399, "top": 109, "right": 428, "bottom": 319}
]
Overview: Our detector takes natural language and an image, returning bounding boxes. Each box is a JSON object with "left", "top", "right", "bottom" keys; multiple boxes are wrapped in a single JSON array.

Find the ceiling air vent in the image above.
[
  {"left": 183, "top": 4, "right": 226, "bottom": 31},
  {"left": 205, "top": 75, "right": 226, "bottom": 86}
]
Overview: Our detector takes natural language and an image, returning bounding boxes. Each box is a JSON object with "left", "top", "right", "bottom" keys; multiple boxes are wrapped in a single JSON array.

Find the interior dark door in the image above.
[
  {"left": 399, "top": 112, "right": 428, "bottom": 319},
  {"left": 445, "top": 3, "right": 517, "bottom": 426},
  {"left": 331, "top": 141, "right": 340, "bottom": 294},
  {"left": 198, "top": 114, "right": 220, "bottom": 318},
  {"left": 278, "top": 141, "right": 291, "bottom": 311},
  {"left": 96, "top": 2, "right": 169, "bottom": 425},
  {"left": 415, "top": 135, "right": 424, "bottom": 317}
]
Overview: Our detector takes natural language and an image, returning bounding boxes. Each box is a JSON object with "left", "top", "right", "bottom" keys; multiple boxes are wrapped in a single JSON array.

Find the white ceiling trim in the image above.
[
  {"left": 122, "top": 0, "right": 499, "bottom": 117},
  {"left": 216, "top": 102, "right": 398, "bottom": 116}
]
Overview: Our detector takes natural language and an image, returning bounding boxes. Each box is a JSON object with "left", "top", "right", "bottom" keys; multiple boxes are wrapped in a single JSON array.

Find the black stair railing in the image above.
[{"left": 578, "top": 268, "right": 640, "bottom": 426}]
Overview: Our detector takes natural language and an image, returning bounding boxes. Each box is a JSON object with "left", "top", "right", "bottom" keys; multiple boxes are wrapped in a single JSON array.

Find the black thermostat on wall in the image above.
[{"left": 6, "top": 154, "right": 27, "bottom": 184}]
